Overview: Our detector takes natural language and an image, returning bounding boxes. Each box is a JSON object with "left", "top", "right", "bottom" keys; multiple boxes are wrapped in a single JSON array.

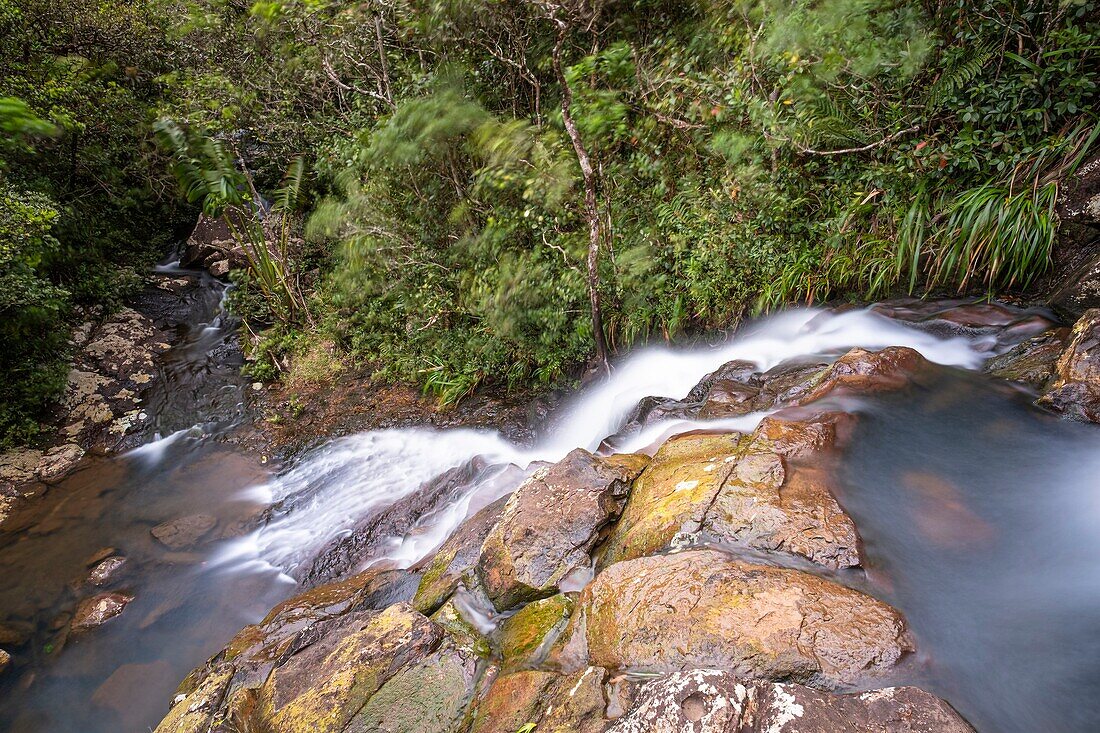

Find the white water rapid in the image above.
[{"left": 217, "top": 306, "right": 1002, "bottom": 580}]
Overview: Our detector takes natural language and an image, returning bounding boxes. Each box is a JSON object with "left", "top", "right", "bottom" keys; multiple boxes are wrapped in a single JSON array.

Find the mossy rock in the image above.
[
  {"left": 600, "top": 432, "right": 745, "bottom": 567},
  {"left": 414, "top": 495, "right": 510, "bottom": 614},
  {"left": 431, "top": 598, "right": 492, "bottom": 658},
  {"left": 346, "top": 644, "right": 480, "bottom": 733},
  {"left": 498, "top": 594, "right": 574, "bottom": 670}
]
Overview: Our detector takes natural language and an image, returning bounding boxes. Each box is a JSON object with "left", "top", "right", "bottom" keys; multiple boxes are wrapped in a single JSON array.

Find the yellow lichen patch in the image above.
[
  {"left": 599, "top": 432, "right": 745, "bottom": 566},
  {"left": 498, "top": 594, "right": 574, "bottom": 670}
]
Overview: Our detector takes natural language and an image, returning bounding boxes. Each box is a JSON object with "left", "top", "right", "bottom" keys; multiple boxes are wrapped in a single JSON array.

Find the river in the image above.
[{"left": 0, "top": 262, "right": 1097, "bottom": 732}]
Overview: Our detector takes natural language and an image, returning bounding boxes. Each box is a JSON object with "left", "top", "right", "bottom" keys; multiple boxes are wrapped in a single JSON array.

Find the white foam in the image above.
[{"left": 229, "top": 307, "right": 991, "bottom": 576}]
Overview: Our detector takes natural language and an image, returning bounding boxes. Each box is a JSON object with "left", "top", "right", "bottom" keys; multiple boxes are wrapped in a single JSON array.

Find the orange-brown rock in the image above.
[
  {"left": 1039, "top": 309, "right": 1100, "bottom": 421},
  {"left": 71, "top": 592, "right": 134, "bottom": 633},
  {"left": 478, "top": 449, "right": 649, "bottom": 611},
  {"left": 569, "top": 550, "right": 911, "bottom": 688},
  {"left": 601, "top": 410, "right": 859, "bottom": 570}
]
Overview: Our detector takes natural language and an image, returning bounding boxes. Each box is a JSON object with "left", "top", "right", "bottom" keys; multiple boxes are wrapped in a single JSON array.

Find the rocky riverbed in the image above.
[
  {"left": 148, "top": 302, "right": 1100, "bottom": 733},
  {"left": 6, "top": 248, "right": 1100, "bottom": 733}
]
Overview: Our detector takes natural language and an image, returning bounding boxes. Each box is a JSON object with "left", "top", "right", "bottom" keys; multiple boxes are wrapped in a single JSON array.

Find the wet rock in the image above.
[
  {"left": 301, "top": 459, "right": 524, "bottom": 586},
  {"left": 1039, "top": 309, "right": 1100, "bottom": 421},
  {"left": 158, "top": 603, "right": 473, "bottom": 733},
  {"left": 469, "top": 669, "right": 558, "bottom": 733},
  {"left": 181, "top": 213, "right": 246, "bottom": 271},
  {"left": 799, "top": 346, "right": 927, "bottom": 403},
  {"left": 602, "top": 410, "right": 859, "bottom": 570},
  {"left": 348, "top": 642, "right": 480, "bottom": 733},
  {"left": 608, "top": 669, "right": 974, "bottom": 733},
  {"left": 1051, "top": 155, "right": 1100, "bottom": 317},
  {"left": 0, "top": 649, "right": 10, "bottom": 675},
  {"left": 223, "top": 567, "right": 420, "bottom": 661},
  {"left": 207, "top": 259, "right": 230, "bottom": 278},
  {"left": 985, "top": 328, "right": 1070, "bottom": 388},
  {"left": 36, "top": 444, "right": 85, "bottom": 484},
  {"left": 56, "top": 307, "right": 170, "bottom": 448},
  {"left": 498, "top": 594, "right": 574, "bottom": 671},
  {"left": 85, "top": 556, "right": 127, "bottom": 586},
  {"left": 430, "top": 597, "right": 492, "bottom": 657},
  {"left": 479, "top": 449, "right": 649, "bottom": 610},
  {"left": 71, "top": 592, "right": 134, "bottom": 633},
  {"left": 872, "top": 299, "right": 1056, "bottom": 347},
  {"left": 151, "top": 514, "right": 217, "bottom": 549},
  {"left": 607, "top": 347, "right": 928, "bottom": 451},
  {"left": 84, "top": 546, "right": 120, "bottom": 567},
  {"left": 414, "top": 494, "right": 510, "bottom": 614},
  {"left": 703, "top": 411, "right": 860, "bottom": 568},
  {"left": 567, "top": 550, "right": 910, "bottom": 687},
  {"left": 600, "top": 432, "right": 744, "bottom": 567},
  {"left": 470, "top": 666, "right": 610, "bottom": 733}
]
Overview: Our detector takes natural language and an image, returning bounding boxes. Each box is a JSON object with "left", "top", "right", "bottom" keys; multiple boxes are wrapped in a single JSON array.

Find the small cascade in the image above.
[{"left": 228, "top": 305, "right": 1000, "bottom": 580}]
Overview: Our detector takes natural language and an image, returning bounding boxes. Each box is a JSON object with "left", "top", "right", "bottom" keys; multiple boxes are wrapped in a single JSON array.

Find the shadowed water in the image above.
[{"left": 837, "top": 368, "right": 1100, "bottom": 733}]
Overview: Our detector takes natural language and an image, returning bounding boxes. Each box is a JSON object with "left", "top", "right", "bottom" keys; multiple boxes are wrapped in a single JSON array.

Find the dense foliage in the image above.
[
  {"left": 0, "top": 0, "right": 187, "bottom": 445},
  {"left": 2, "top": 0, "right": 1098, "bottom": 438}
]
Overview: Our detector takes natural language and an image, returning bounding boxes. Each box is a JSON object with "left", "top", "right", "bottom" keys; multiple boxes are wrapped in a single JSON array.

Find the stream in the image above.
[{"left": 1, "top": 263, "right": 1098, "bottom": 732}]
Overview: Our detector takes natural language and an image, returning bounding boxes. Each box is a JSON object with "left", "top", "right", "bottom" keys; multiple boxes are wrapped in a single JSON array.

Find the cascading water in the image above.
[
  {"left": 224, "top": 306, "right": 1003, "bottom": 582},
  {"left": 2, "top": 288, "right": 1093, "bottom": 733}
]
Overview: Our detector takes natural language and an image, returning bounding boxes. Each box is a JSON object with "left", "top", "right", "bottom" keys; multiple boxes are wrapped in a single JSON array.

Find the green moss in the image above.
[
  {"left": 498, "top": 595, "right": 574, "bottom": 671},
  {"left": 431, "top": 600, "right": 491, "bottom": 659}
]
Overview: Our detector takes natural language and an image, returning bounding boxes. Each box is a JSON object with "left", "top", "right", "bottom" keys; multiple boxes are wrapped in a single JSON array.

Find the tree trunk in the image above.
[{"left": 553, "top": 28, "right": 611, "bottom": 372}]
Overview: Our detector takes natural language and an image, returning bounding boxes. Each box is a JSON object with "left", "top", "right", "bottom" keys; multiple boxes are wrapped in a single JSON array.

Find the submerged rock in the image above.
[
  {"left": 608, "top": 669, "right": 974, "bottom": 733},
  {"left": 479, "top": 449, "right": 649, "bottom": 611},
  {"left": 0, "top": 649, "right": 10, "bottom": 675},
  {"left": 71, "top": 592, "right": 134, "bottom": 633},
  {"left": 565, "top": 550, "right": 910, "bottom": 687},
  {"left": 151, "top": 514, "right": 217, "bottom": 550},
  {"left": 86, "top": 556, "right": 127, "bottom": 586},
  {"left": 1039, "top": 309, "right": 1100, "bottom": 421}
]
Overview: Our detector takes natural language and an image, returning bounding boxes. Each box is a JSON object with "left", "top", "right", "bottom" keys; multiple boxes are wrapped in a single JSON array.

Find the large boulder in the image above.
[
  {"left": 600, "top": 432, "right": 745, "bottom": 567},
  {"left": 601, "top": 410, "right": 859, "bottom": 570},
  {"left": 1039, "top": 309, "right": 1100, "bottom": 421},
  {"left": 608, "top": 669, "right": 974, "bottom": 733},
  {"left": 478, "top": 449, "right": 649, "bottom": 610},
  {"left": 156, "top": 597, "right": 477, "bottom": 733},
  {"left": 563, "top": 550, "right": 911, "bottom": 688}
]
